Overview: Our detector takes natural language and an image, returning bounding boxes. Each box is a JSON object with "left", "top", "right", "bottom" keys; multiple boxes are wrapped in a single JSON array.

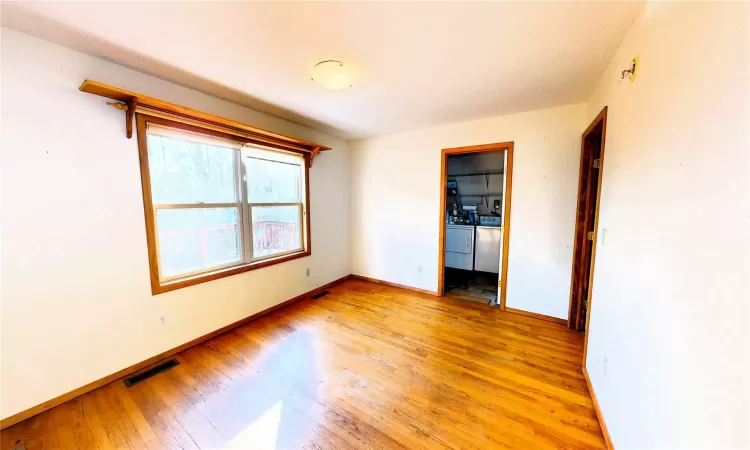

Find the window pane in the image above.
[
  {"left": 156, "top": 207, "right": 241, "bottom": 278},
  {"left": 148, "top": 132, "right": 237, "bottom": 204},
  {"left": 251, "top": 205, "right": 302, "bottom": 259},
  {"left": 244, "top": 150, "right": 302, "bottom": 203}
]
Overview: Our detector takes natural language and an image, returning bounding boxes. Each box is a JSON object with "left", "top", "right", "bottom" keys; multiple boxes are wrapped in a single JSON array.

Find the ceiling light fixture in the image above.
[{"left": 311, "top": 60, "right": 355, "bottom": 91}]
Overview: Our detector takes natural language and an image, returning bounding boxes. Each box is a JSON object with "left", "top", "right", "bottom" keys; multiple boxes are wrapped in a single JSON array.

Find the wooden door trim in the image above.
[
  {"left": 567, "top": 107, "right": 608, "bottom": 367},
  {"left": 437, "top": 142, "right": 514, "bottom": 311}
]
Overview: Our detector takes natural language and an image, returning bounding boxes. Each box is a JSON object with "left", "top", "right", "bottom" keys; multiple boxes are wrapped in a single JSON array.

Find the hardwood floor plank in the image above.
[
  {"left": 111, "top": 384, "right": 161, "bottom": 450},
  {"left": 148, "top": 375, "right": 227, "bottom": 449},
  {"left": 127, "top": 381, "right": 200, "bottom": 450},
  {"left": 80, "top": 391, "right": 125, "bottom": 449},
  {"left": 3, "top": 279, "right": 606, "bottom": 449},
  {"left": 103, "top": 384, "right": 158, "bottom": 448}
]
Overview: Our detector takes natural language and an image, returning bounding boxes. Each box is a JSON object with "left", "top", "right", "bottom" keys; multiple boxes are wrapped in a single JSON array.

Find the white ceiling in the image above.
[{"left": 2, "top": 1, "right": 642, "bottom": 140}]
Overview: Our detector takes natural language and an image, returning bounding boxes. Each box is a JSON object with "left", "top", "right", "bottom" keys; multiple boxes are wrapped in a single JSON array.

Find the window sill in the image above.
[{"left": 152, "top": 250, "right": 311, "bottom": 295}]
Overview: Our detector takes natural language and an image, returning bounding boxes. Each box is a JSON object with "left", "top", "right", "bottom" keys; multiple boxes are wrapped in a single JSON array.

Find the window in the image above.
[{"left": 137, "top": 115, "right": 310, "bottom": 294}]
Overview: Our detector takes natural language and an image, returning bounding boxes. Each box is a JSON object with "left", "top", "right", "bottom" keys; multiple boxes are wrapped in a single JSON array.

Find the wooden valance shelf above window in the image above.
[{"left": 79, "top": 80, "right": 331, "bottom": 167}]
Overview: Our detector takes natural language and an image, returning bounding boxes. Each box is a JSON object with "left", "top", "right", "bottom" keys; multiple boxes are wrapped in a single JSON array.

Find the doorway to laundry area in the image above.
[{"left": 437, "top": 142, "right": 514, "bottom": 309}]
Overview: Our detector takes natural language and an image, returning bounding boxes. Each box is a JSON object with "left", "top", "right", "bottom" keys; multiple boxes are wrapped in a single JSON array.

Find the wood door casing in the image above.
[
  {"left": 575, "top": 129, "right": 602, "bottom": 330},
  {"left": 570, "top": 139, "right": 592, "bottom": 329},
  {"left": 438, "top": 142, "right": 514, "bottom": 311},
  {"left": 567, "top": 107, "right": 607, "bottom": 333}
]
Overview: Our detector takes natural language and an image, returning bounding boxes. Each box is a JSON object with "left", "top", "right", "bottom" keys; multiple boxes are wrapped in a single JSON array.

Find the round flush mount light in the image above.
[{"left": 311, "top": 60, "right": 356, "bottom": 91}]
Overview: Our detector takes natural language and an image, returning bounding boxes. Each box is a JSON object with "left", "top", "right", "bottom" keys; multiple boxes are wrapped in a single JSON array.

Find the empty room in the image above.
[{"left": 1, "top": 1, "right": 748, "bottom": 449}]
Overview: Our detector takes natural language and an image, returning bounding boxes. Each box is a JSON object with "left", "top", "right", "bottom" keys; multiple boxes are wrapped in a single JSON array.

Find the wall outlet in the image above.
[
  {"left": 160, "top": 316, "right": 166, "bottom": 325},
  {"left": 306, "top": 268, "right": 310, "bottom": 277},
  {"left": 602, "top": 228, "right": 608, "bottom": 245},
  {"left": 417, "top": 265, "right": 423, "bottom": 273},
  {"left": 603, "top": 356, "right": 608, "bottom": 377}
]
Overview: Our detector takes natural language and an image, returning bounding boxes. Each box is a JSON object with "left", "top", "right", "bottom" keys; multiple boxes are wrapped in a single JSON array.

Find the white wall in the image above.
[
  {"left": 584, "top": 3, "right": 749, "bottom": 448},
  {"left": 0, "top": 29, "right": 351, "bottom": 420},
  {"left": 350, "top": 103, "right": 586, "bottom": 318}
]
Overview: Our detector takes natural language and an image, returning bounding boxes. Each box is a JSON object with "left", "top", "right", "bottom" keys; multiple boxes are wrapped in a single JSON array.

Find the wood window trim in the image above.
[
  {"left": 79, "top": 79, "right": 331, "bottom": 167},
  {"left": 136, "top": 114, "right": 312, "bottom": 295}
]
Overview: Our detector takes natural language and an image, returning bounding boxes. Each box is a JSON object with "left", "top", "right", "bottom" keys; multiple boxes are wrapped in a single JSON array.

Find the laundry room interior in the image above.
[{"left": 443, "top": 149, "right": 507, "bottom": 305}]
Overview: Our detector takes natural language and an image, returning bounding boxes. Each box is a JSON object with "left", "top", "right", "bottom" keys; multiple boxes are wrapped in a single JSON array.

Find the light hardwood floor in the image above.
[{"left": 0, "top": 279, "right": 605, "bottom": 449}]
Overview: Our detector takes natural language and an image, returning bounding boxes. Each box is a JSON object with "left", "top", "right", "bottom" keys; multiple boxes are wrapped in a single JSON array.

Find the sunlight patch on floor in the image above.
[{"left": 223, "top": 400, "right": 283, "bottom": 450}]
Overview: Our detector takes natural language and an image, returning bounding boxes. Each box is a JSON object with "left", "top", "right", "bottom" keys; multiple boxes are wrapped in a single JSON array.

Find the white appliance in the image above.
[
  {"left": 475, "top": 225, "right": 502, "bottom": 273},
  {"left": 445, "top": 224, "right": 474, "bottom": 270},
  {"left": 479, "top": 215, "right": 501, "bottom": 227}
]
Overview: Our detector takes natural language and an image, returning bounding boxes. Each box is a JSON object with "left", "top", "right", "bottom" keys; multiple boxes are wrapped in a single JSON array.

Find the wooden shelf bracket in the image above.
[
  {"left": 309, "top": 147, "right": 321, "bottom": 168},
  {"left": 105, "top": 98, "right": 138, "bottom": 138},
  {"left": 126, "top": 97, "right": 137, "bottom": 138}
]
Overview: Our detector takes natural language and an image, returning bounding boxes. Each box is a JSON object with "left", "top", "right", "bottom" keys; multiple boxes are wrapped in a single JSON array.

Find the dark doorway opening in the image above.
[{"left": 568, "top": 107, "right": 607, "bottom": 335}]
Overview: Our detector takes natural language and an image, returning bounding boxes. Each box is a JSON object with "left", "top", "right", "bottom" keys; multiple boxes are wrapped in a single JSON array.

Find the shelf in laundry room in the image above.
[{"left": 447, "top": 170, "right": 504, "bottom": 177}]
